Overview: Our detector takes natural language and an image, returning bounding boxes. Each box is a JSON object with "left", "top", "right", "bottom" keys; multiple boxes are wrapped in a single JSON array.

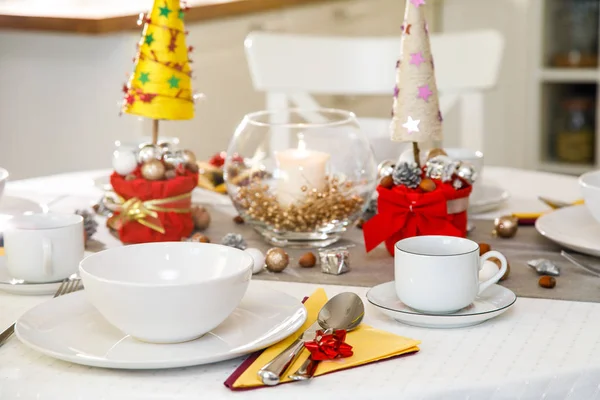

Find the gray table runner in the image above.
[{"left": 204, "top": 207, "right": 600, "bottom": 303}]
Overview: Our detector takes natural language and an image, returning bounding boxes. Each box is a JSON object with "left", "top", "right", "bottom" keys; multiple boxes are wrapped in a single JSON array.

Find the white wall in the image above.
[
  {"left": 440, "top": 0, "right": 531, "bottom": 168},
  {"left": 0, "top": 30, "right": 146, "bottom": 179}
]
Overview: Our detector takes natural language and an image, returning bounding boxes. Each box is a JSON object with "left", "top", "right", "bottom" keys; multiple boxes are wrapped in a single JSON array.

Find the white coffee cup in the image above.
[
  {"left": 445, "top": 148, "right": 484, "bottom": 200},
  {"left": 4, "top": 213, "right": 84, "bottom": 283},
  {"left": 394, "top": 235, "right": 507, "bottom": 314}
]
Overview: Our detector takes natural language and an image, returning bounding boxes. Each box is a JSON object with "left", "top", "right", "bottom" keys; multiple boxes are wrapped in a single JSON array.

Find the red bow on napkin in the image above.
[
  {"left": 363, "top": 185, "right": 463, "bottom": 252},
  {"left": 304, "top": 330, "right": 353, "bottom": 361}
]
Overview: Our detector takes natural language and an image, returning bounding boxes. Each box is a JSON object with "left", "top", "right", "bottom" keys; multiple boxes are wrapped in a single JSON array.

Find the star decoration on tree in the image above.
[
  {"left": 394, "top": 86, "right": 399, "bottom": 97},
  {"left": 403, "top": 24, "right": 412, "bottom": 35},
  {"left": 125, "top": 94, "right": 135, "bottom": 105},
  {"left": 402, "top": 116, "right": 420, "bottom": 133},
  {"left": 410, "top": 0, "right": 425, "bottom": 7},
  {"left": 409, "top": 52, "right": 425, "bottom": 66},
  {"left": 178, "top": 9, "right": 185, "bottom": 19},
  {"left": 139, "top": 93, "right": 157, "bottom": 103},
  {"left": 417, "top": 84, "right": 433, "bottom": 101},
  {"left": 168, "top": 42, "right": 177, "bottom": 52},
  {"left": 144, "top": 33, "right": 155, "bottom": 46},
  {"left": 167, "top": 74, "right": 181, "bottom": 88},
  {"left": 138, "top": 72, "right": 150, "bottom": 85},
  {"left": 159, "top": 3, "right": 172, "bottom": 17}
]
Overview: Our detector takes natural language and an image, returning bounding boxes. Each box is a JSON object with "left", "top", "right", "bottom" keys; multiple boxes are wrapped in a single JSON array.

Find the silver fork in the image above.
[{"left": 0, "top": 276, "right": 83, "bottom": 347}]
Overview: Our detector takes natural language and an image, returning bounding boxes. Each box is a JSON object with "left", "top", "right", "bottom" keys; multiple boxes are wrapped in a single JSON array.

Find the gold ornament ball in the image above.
[
  {"left": 141, "top": 159, "right": 166, "bottom": 181},
  {"left": 493, "top": 215, "right": 518, "bottom": 238},
  {"left": 180, "top": 149, "right": 197, "bottom": 164},
  {"left": 265, "top": 248, "right": 289, "bottom": 272},
  {"left": 191, "top": 205, "right": 211, "bottom": 231},
  {"left": 427, "top": 148, "right": 448, "bottom": 160}
]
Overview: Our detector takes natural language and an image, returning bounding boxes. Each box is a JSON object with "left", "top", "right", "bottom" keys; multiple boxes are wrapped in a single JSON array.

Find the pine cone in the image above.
[
  {"left": 221, "top": 233, "right": 247, "bottom": 250},
  {"left": 392, "top": 162, "right": 422, "bottom": 188},
  {"left": 76, "top": 209, "right": 98, "bottom": 240}
]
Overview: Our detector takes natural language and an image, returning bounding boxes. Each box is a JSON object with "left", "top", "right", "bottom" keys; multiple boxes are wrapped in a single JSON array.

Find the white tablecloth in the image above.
[{"left": 1, "top": 167, "right": 597, "bottom": 400}]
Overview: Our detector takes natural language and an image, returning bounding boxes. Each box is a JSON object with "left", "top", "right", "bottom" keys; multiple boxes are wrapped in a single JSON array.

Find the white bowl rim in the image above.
[
  {"left": 79, "top": 242, "right": 253, "bottom": 288},
  {"left": 579, "top": 170, "right": 600, "bottom": 189},
  {"left": 0, "top": 168, "right": 9, "bottom": 180}
]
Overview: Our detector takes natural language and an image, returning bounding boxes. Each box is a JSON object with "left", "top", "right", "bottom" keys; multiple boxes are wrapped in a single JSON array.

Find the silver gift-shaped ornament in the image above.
[{"left": 319, "top": 246, "right": 351, "bottom": 275}]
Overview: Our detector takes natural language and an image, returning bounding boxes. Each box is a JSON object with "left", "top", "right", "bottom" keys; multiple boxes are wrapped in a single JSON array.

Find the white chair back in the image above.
[{"left": 244, "top": 31, "right": 504, "bottom": 161}]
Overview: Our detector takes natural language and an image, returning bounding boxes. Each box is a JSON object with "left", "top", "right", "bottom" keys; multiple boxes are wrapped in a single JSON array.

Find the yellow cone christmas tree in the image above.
[{"left": 122, "top": 0, "right": 194, "bottom": 121}]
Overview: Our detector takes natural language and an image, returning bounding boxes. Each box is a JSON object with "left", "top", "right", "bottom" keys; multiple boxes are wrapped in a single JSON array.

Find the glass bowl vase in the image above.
[{"left": 224, "top": 108, "right": 377, "bottom": 248}]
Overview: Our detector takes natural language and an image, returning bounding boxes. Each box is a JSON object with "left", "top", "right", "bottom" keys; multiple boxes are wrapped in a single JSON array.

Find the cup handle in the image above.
[
  {"left": 478, "top": 250, "right": 507, "bottom": 295},
  {"left": 42, "top": 238, "right": 53, "bottom": 277}
]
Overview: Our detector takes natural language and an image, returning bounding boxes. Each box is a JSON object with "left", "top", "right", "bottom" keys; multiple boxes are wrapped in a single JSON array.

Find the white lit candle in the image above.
[{"left": 275, "top": 139, "right": 330, "bottom": 207}]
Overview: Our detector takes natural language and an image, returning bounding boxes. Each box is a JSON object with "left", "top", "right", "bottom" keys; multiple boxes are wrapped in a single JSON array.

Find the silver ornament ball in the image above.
[
  {"left": 377, "top": 160, "right": 395, "bottom": 179},
  {"left": 137, "top": 144, "right": 161, "bottom": 164},
  {"left": 157, "top": 141, "right": 174, "bottom": 155},
  {"left": 456, "top": 162, "right": 478, "bottom": 185},
  {"left": 162, "top": 151, "right": 186, "bottom": 169}
]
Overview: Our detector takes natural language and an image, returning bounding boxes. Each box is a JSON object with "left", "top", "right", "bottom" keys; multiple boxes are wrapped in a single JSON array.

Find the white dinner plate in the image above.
[
  {"left": 15, "top": 282, "right": 307, "bottom": 369},
  {"left": 468, "top": 185, "right": 510, "bottom": 214},
  {"left": 367, "top": 282, "right": 516, "bottom": 329},
  {"left": 0, "top": 252, "right": 93, "bottom": 295},
  {"left": 536, "top": 205, "right": 600, "bottom": 257}
]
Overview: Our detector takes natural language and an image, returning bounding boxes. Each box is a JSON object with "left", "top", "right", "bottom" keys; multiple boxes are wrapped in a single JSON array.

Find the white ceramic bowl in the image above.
[
  {"left": 580, "top": 170, "right": 600, "bottom": 223},
  {"left": 79, "top": 242, "right": 253, "bottom": 343},
  {"left": 0, "top": 168, "right": 9, "bottom": 199}
]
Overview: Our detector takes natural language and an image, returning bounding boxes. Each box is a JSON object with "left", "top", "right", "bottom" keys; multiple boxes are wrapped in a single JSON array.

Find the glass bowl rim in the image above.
[{"left": 242, "top": 108, "right": 358, "bottom": 128}]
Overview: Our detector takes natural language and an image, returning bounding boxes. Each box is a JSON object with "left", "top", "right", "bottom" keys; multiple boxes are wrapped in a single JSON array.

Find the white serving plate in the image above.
[{"left": 15, "top": 282, "right": 307, "bottom": 369}]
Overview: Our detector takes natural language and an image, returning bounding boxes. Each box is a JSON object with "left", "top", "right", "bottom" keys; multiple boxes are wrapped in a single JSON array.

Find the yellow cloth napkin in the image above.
[{"left": 232, "top": 288, "right": 420, "bottom": 389}]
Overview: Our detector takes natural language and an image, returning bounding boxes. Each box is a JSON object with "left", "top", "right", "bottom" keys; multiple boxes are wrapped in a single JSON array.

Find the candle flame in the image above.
[{"left": 297, "top": 133, "right": 307, "bottom": 152}]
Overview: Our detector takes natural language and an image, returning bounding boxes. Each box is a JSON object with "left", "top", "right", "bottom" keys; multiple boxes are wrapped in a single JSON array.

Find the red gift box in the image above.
[
  {"left": 363, "top": 181, "right": 472, "bottom": 255},
  {"left": 109, "top": 168, "right": 198, "bottom": 244}
]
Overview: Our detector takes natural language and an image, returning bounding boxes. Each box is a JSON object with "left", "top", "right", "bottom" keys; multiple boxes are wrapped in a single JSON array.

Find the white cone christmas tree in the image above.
[{"left": 390, "top": 0, "right": 442, "bottom": 145}]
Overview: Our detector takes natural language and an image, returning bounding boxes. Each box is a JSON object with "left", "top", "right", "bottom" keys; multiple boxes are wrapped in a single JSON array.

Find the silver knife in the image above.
[{"left": 257, "top": 321, "right": 320, "bottom": 385}]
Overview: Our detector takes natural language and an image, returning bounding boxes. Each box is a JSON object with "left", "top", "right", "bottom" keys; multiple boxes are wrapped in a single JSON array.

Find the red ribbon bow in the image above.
[
  {"left": 304, "top": 329, "right": 354, "bottom": 361},
  {"left": 363, "top": 185, "right": 462, "bottom": 252}
]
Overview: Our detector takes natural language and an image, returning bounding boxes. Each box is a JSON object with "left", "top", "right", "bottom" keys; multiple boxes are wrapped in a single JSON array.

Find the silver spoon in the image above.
[{"left": 288, "top": 292, "right": 364, "bottom": 381}]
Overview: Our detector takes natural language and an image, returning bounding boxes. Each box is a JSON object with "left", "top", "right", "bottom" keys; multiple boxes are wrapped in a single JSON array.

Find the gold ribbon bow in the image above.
[{"left": 112, "top": 193, "right": 192, "bottom": 234}]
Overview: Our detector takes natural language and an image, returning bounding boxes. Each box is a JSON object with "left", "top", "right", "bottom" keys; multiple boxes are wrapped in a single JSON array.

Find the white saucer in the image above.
[
  {"left": 0, "top": 252, "right": 93, "bottom": 296},
  {"left": 536, "top": 205, "right": 600, "bottom": 257},
  {"left": 15, "top": 282, "right": 307, "bottom": 369},
  {"left": 367, "top": 282, "right": 516, "bottom": 329},
  {"left": 468, "top": 185, "right": 510, "bottom": 214}
]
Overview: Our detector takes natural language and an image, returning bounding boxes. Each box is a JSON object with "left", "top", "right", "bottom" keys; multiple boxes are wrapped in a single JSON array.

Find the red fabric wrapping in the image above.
[
  {"left": 363, "top": 181, "right": 472, "bottom": 255},
  {"left": 110, "top": 167, "right": 198, "bottom": 244}
]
